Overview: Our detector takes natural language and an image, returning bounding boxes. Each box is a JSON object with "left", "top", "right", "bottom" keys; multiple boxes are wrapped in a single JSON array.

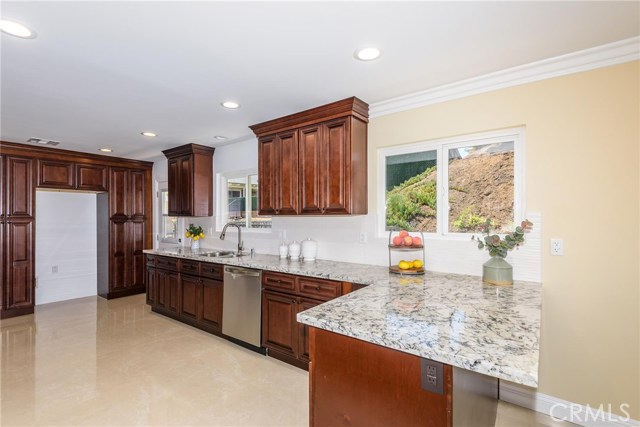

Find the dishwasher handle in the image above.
[{"left": 224, "top": 266, "right": 261, "bottom": 279}]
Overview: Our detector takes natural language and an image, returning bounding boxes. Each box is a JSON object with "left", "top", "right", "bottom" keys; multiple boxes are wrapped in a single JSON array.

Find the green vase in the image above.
[{"left": 482, "top": 256, "right": 513, "bottom": 286}]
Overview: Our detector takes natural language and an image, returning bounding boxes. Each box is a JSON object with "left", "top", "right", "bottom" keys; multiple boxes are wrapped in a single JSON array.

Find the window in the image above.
[
  {"left": 217, "top": 171, "right": 271, "bottom": 231},
  {"left": 379, "top": 128, "right": 524, "bottom": 236},
  {"left": 158, "top": 188, "right": 178, "bottom": 243}
]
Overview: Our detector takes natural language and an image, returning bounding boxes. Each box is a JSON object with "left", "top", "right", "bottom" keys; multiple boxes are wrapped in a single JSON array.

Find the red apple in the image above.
[
  {"left": 399, "top": 230, "right": 409, "bottom": 238},
  {"left": 392, "top": 236, "right": 403, "bottom": 246},
  {"left": 403, "top": 236, "right": 413, "bottom": 246},
  {"left": 412, "top": 236, "right": 422, "bottom": 246}
]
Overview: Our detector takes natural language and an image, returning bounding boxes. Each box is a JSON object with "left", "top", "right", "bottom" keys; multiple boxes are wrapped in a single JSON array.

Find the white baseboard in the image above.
[{"left": 500, "top": 382, "right": 639, "bottom": 427}]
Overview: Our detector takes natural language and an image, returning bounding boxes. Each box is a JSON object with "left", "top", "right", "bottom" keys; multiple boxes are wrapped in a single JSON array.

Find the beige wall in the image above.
[{"left": 368, "top": 61, "right": 640, "bottom": 419}]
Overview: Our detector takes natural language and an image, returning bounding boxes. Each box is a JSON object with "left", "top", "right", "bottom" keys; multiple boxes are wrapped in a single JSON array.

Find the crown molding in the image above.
[{"left": 370, "top": 36, "right": 640, "bottom": 118}]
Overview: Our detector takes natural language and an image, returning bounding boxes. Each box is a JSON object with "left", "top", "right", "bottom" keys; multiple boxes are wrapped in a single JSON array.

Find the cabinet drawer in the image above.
[
  {"left": 263, "top": 272, "right": 296, "bottom": 293},
  {"left": 156, "top": 256, "right": 179, "bottom": 271},
  {"left": 145, "top": 254, "right": 156, "bottom": 267},
  {"left": 181, "top": 259, "right": 200, "bottom": 275},
  {"left": 298, "top": 277, "right": 341, "bottom": 301},
  {"left": 201, "top": 262, "right": 223, "bottom": 280}
]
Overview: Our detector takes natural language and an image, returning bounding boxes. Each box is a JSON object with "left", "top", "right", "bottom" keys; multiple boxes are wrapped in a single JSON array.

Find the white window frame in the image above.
[
  {"left": 157, "top": 182, "right": 179, "bottom": 244},
  {"left": 216, "top": 169, "right": 272, "bottom": 233},
  {"left": 377, "top": 127, "right": 525, "bottom": 239}
]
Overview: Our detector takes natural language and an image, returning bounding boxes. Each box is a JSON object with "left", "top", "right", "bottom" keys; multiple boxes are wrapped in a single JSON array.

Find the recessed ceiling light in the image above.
[
  {"left": 214, "top": 135, "right": 228, "bottom": 140},
  {"left": 141, "top": 131, "right": 157, "bottom": 137},
  {"left": 99, "top": 148, "right": 113, "bottom": 153},
  {"left": 221, "top": 101, "right": 240, "bottom": 109},
  {"left": 354, "top": 47, "right": 382, "bottom": 61},
  {"left": 0, "top": 20, "right": 36, "bottom": 39}
]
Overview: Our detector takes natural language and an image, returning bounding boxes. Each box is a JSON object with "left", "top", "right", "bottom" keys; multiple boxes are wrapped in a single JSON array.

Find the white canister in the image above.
[
  {"left": 279, "top": 243, "right": 289, "bottom": 259},
  {"left": 301, "top": 237, "right": 317, "bottom": 261},
  {"left": 288, "top": 241, "right": 301, "bottom": 260}
]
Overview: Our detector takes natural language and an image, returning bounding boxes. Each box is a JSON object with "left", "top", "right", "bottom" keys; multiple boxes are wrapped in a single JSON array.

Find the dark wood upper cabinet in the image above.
[
  {"left": 257, "top": 131, "right": 299, "bottom": 215},
  {"left": 6, "top": 157, "right": 34, "bottom": 218},
  {"left": 76, "top": 164, "right": 108, "bottom": 192},
  {"left": 162, "top": 144, "right": 215, "bottom": 217},
  {"left": 258, "top": 136, "right": 277, "bottom": 215},
  {"left": 109, "top": 168, "right": 129, "bottom": 218},
  {"left": 299, "top": 124, "right": 323, "bottom": 214},
  {"left": 250, "top": 97, "right": 368, "bottom": 216},
  {"left": 38, "top": 160, "right": 109, "bottom": 192},
  {"left": 37, "top": 160, "right": 75, "bottom": 189},
  {"left": 108, "top": 168, "right": 147, "bottom": 219},
  {"left": 129, "top": 170, "right": 146, "bottom": 219}
]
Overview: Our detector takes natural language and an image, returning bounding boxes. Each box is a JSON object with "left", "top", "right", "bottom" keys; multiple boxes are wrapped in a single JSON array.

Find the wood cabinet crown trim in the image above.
[
  {"left": 249, "top": 97, "right": 369, "bottom": 137},
  {"left": 0, "top": 141, "right": 153, "bottom": 169},
  {"left": 161, "top": 143, "right": 216, "bottom": 158}
]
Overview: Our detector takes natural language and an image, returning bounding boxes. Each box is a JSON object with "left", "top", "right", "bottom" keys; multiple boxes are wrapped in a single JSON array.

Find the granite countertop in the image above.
[{"left": 143, "top": 247, "right": 541, "bottom": 387}]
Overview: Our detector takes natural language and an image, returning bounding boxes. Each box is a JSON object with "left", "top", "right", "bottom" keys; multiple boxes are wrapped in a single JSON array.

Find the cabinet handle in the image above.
[
  {"left": 292, "top": 299, "right": 296, "bottom": 304},
  {"left": 315, "top": 286, "right": 321, "bottom": 291}
]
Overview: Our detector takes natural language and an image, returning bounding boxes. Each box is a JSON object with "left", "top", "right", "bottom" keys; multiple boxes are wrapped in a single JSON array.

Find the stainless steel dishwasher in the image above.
[{"left": 222, "top": 266, "right": 265, "bottom": 353}]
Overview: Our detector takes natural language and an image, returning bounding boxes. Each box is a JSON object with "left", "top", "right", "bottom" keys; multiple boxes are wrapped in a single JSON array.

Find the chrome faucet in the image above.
[{"left": 220, "top": 223, "right": 243, "bottom": 254}]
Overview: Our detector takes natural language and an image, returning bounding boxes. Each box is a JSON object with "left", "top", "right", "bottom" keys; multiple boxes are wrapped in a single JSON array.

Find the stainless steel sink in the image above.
[{"left": 200, "top": 250, "right": 246, "bottom": 258}]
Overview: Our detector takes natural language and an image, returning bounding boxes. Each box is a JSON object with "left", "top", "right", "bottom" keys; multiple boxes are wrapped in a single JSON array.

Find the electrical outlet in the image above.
[
  {"left": 550, "top": 238, "right": 564, "bottom": 256},
  {"left": 420, "top": 359, "right": 444, "bottom": 395},
  {"left": 51, "top": 265, "right": 58, "bottom": 273},
  {"left": 358, "top": 232, "right": 368, "bottom": 244}
]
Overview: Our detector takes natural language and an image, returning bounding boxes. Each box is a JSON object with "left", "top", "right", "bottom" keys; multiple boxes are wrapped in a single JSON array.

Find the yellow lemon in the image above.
[
  {"left": 186, "top": 232, "right": 191, "bottom": 238},
  {"left": 413, "top": 260, "right": 424, "bottom": 269},
  {"left": 199, "top": 232, "right": 205, "bottom": 238},
  {"left": 398, "top": 261, "right": 411, "bottom": 270},
  {"left": 193, "top": 236, "right": 199, "bottom": 241}
]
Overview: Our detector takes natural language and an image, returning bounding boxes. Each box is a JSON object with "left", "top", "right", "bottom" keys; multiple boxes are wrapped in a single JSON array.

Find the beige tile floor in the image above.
[{"left": 1, "top": 294, "right": 574, "bottom": 427}]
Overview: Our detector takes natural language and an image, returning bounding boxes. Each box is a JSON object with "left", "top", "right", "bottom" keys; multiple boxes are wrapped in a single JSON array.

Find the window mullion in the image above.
[{"left": 438, "top": 145, "right": 448, "bottom": 236}]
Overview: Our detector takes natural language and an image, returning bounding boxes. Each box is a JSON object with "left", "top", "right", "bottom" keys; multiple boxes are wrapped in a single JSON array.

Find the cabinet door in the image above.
[
  {"left": 109, "top": 168, "right": 129, "bottom": 218},
  {"left": 6, "top": 157, "right": 33, "bottom": 218},
  {"left": 146, "top": 267, "right": 156, "bottom": 305},
  {"left": 37, "top": 160, "right": 75, "bottom": 189},
  {"left": 167, "top": 158, "right": 181, "bottom": 216},
  {"left": 129, "top": 220, "right": 145, "bottom": 289},
  {"left": 76, "top": 164, "right": 108, "bottom": 192},
  {"left": 298, "top": 298, "right": 322, "bottom": 363},
  {"left": 178, "top": 156, "right": 193, "bottom": 215},
  {"left": 155, "top": 270, "right": 167, "bottom": 308},
  {"left": 201, "top": 278, "right": 223, "bottom": 331},
  {"left": 129, "top": 170, "right": 146, "bottom": 219},
  {"left": 166, "top": 272, "right": 180, "bottom": 313},
  {"left": 322, "top": 118, "right": 351, "bottom": 214},
  {"left": 258, "top": 135, "right": 277, "bottom": 215},
  {"left": 299, "top": 124, "right": 323, "bottom": 214},
  {"left": 5, "top": 219, "right": 34, "bottom": 310},
  {"left": 276, "top": 131, "right": 299, "bottom": 215},
  {"left": 109, "top": 219, "right": 129, "bottom": 291},
  {"left": 180, "top": 274, "right": 200, "bottom": 321},
  {"left": 262, "top": 291, "right": 298, "bottom": 357}
]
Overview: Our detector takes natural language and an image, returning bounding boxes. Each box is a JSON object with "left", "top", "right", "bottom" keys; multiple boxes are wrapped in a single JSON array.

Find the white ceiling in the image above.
[{"left": 1, "top": 1, "right": 638, "bottom": 161}]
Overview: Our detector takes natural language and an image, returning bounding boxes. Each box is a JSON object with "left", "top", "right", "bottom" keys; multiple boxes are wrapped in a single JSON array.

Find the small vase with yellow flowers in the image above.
[{"left": 185, "top": 224, "right": 205, "bottom": 251}]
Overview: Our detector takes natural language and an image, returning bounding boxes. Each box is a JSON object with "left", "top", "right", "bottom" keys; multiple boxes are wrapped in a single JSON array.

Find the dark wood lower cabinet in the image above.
[
  {"left": 309, "top": 327, "right": 499, "bottom": 427},
  {"left": 261, "top": 272, "right": 346, "bottom": 370},
  {"left": 262, "top": 290, "right": 298, "bottom": 360},
  {"left": 201, "top": 278, "right": 223, "bottom": 331},
  {"left": 4, "top": 219, "right": 34, "bottom": 314},
  {"left": 146, "top": 255, "right": 224, "bottom": 336}
]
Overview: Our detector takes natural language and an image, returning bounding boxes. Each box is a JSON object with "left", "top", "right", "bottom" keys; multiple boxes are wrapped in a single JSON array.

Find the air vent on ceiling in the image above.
[{"left": 27, "top": 137, "right": 60, "bottom": 146}]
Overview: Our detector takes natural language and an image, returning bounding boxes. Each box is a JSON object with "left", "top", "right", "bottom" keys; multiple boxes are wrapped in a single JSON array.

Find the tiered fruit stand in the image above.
[{"left": 388, "top": 231, "right": 426, "bottom": 275}]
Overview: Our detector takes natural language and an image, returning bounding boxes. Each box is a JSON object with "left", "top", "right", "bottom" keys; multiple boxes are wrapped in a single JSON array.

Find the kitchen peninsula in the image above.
[{"left": 144, "top": 247, "right": 541, "bottom": 426}]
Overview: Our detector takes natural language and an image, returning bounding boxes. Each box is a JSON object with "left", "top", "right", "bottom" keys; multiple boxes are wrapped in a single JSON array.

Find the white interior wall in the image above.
[
  {"left": 35, "top": 191, "right": 98, "bottom": 305},
  {"left": 152, "top": 138, "right": 541, "bottom": 282}
]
